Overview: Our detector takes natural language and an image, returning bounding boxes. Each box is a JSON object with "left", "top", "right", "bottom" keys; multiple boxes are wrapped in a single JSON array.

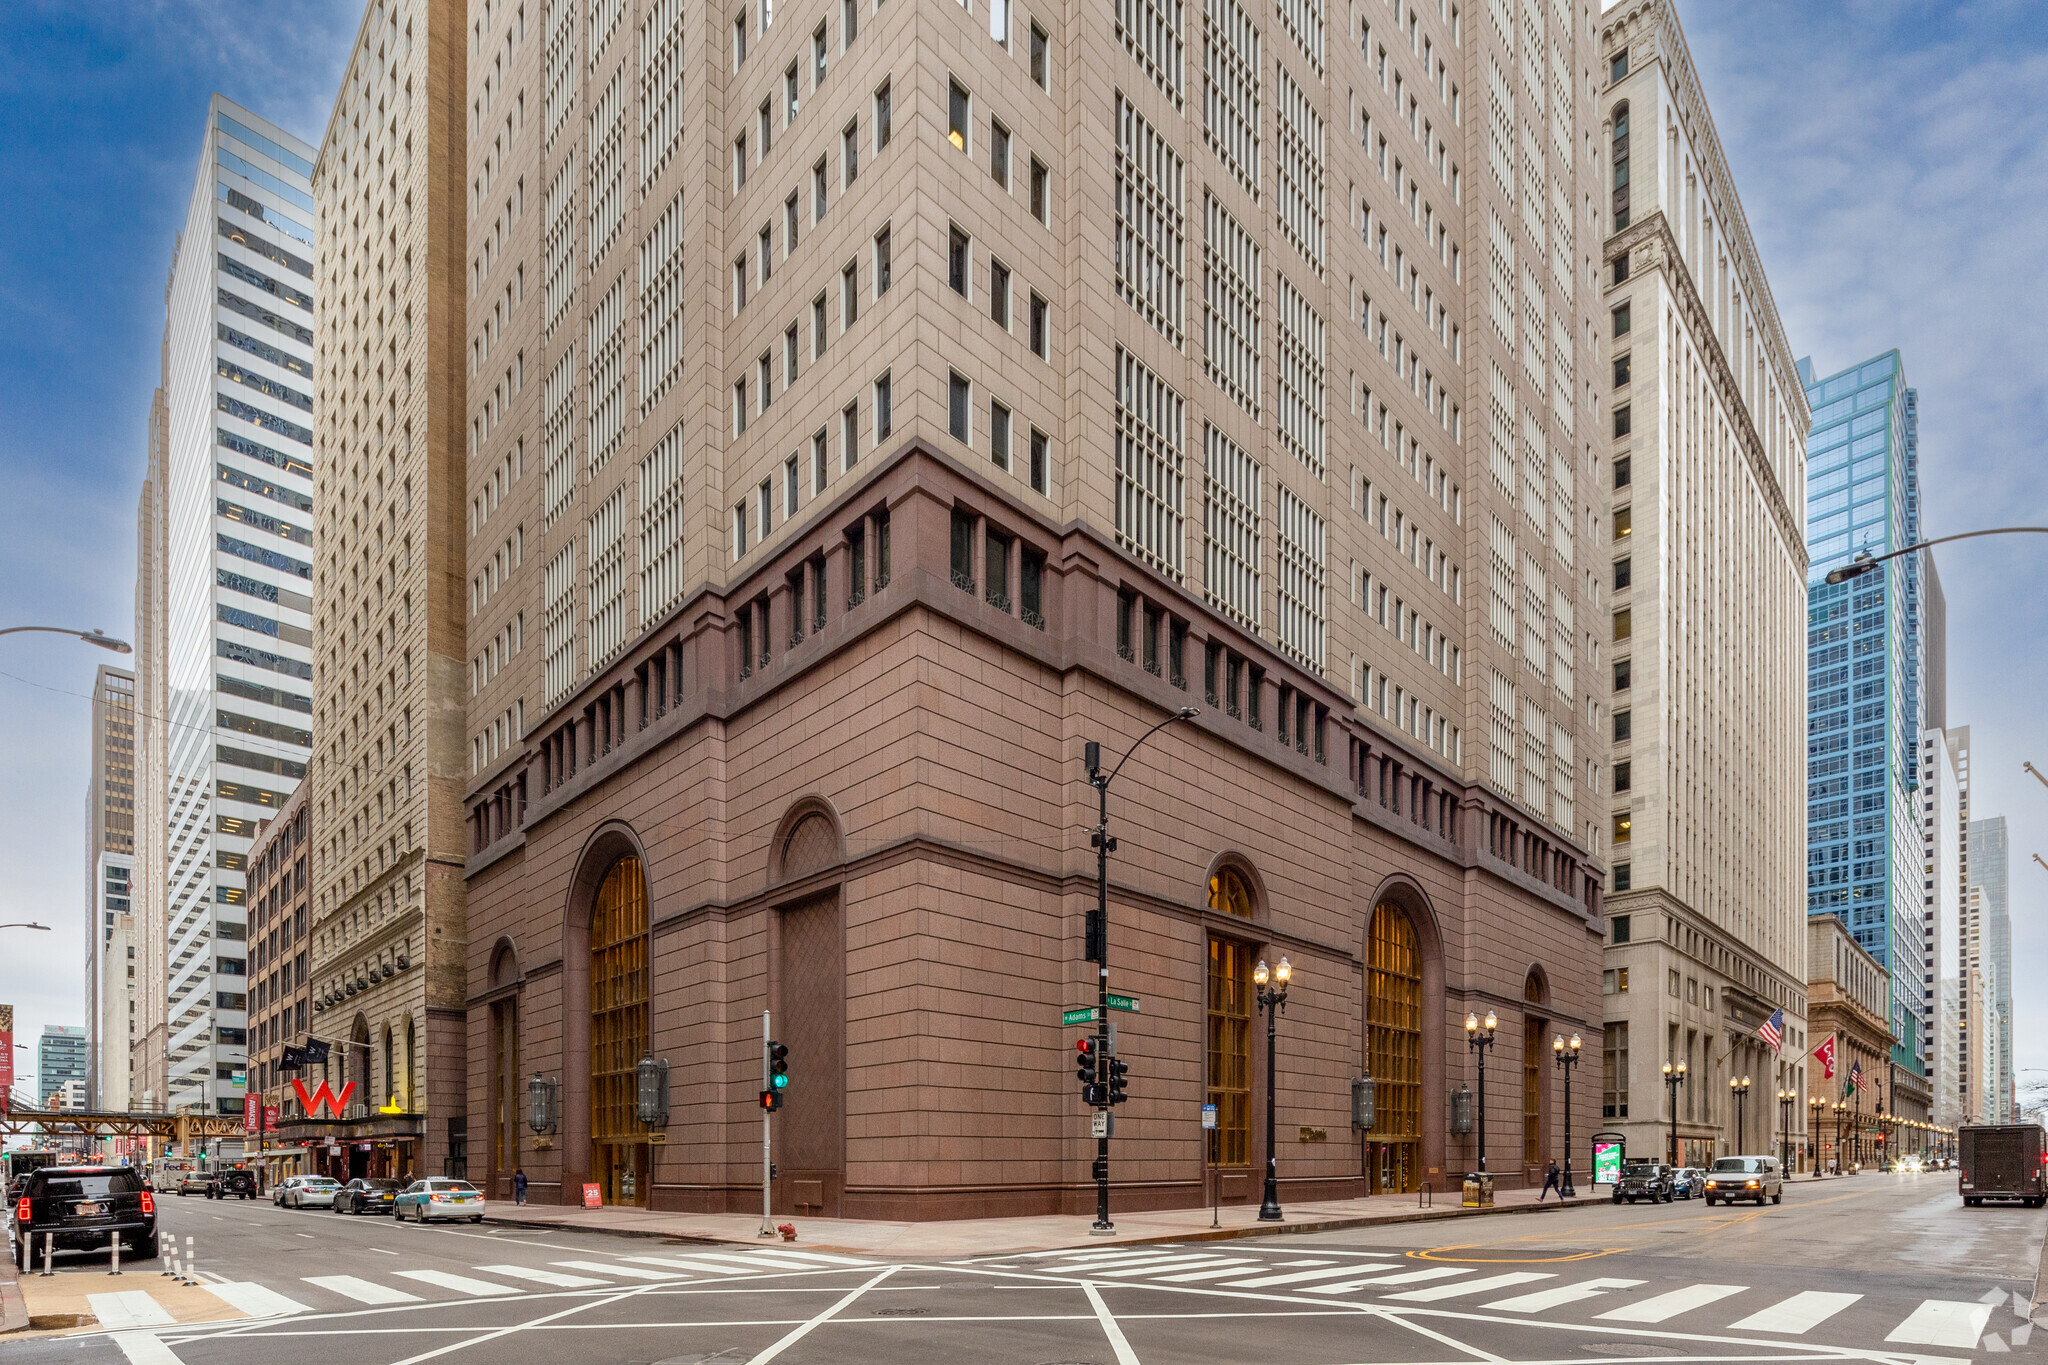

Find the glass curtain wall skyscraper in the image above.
[
  {"left": 160, "top": 95, "right": 317, "bottom": 1118},
  {"left": 1801, "top": 351, "right": 1924, "bottom": 1075}
]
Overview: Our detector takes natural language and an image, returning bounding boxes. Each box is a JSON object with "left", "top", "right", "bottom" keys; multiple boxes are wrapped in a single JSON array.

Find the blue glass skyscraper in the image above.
[{"left": 1801, "top": 351, "right": 1924, "bottom": 1073}]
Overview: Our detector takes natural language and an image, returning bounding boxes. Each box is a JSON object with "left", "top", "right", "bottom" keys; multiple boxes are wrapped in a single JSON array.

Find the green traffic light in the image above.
[{"left": 772, "top": 1073, "right": 789, "bottom": 1089}]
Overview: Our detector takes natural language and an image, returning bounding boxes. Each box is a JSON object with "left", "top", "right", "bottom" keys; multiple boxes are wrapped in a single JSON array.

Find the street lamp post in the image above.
[
  {"left": 1661, "top": 1061, "right": 1688, "bottom": 1166},
  {"left": 1082, "top": 705, "right": 1199, "bottom": 1235},
  {"left": 1552, "top": 1033, "right": 1582, "bottom": 1197},
  {"left": 1833, "top": 1101, "right": 1847, "bottom": 1172},
  {"left": 1810, "top": 1096, "right": 1826, "bottom": 1174},
  {"left": 1823, "top": 526, "right": 2048, "bottom": 586},
  {"left": 1729, "top": 1075, "right": 1751, "bottom": 1154},
  {"left": 1465, "top": 1011, "right": 1498, "bottom": 1173},
  {"left": 1777, "top": 1089, "right": 1795, "bottom": 1171},
  {"left": 1253, "top": 957, "right": 1292, "bottom": 1221},
  {"left": 0, "top": 625, "right": 132, "bottom": 653}
]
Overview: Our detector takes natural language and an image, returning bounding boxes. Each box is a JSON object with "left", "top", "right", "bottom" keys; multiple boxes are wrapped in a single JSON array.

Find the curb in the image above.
[
  {"left": 0, "top": 1257, "right": 29, "bottom": 1336},
  {"left": 481, "top": 1193, "right": 1591, "bottom": 1255}
]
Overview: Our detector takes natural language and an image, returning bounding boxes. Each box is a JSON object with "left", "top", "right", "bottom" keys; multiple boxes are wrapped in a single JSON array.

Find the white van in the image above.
[{"left": 1704, "top": 1155, "right": 1783, "bottom": 1206}]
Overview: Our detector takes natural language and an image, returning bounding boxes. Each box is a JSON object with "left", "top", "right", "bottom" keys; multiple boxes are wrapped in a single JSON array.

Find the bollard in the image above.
[
  {"left": 183, "top": 1235, "right": 196, "bottom": 1286},
  {"left": 109, "top": 1233, "right": 123, "bottom": 1276},
  {"left": 41, "top": 1232, "right": 55, "bottom": 1277}
]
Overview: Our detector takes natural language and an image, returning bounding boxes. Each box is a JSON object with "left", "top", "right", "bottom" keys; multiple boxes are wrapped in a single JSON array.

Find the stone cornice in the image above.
[{"left": 1605, "top": 211, "right": 1809, "bottom": 575}]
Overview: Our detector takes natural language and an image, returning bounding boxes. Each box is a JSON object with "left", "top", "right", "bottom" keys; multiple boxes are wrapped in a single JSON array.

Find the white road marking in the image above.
[
  {"left": 1081, "top": 1281, "right": 1142, "bottom": 1365},
  {"left": 1362, "top": 1266, "right": 1477, "bottom": 1286},
  {"left": 392, "top": 1269, "right": 521, "bottom": 1296},
  {"left": 91, "top": 1292, "right": 176, "bottom": 1330},
  {"left": 743, "top": 1265, "right": 897, "bottom": 1365},
  {"left": 2014, "top": 1323, "right": 2035, "bottom": 1347},
  {"left": 1149, "top": 1261, "right": 1269, "bottom": 1283},
  {"left": 1727, "top": 1290, "right": 1863, "bottom": 1333},
  {"left": 292, "top": 1233, "right": 314, "bottom": 1240},
  {"left": 1386, "top": 1272, "right": 1555, "bottom": 1302},
  {"left": 112, "top": 1332, "right": 184, "bottom": 1365},
  {"left": 618, "top": 1255, "right": 757, "bottom": 1275},
  {"left": 548, "top": 1259, "right": 680, "bottom": 1280},
  {"left": 368, "top": 1247, "right": 399, "bottom": 1256},
  {"left": 1886, "top": 1299, "right": 1996, "bottom": 1348},
  {"left": 200, "top": 1282, "right": 311, "bottom": 1318},
  {"left": 1272, "top": 1259, "right": 1336, "bottom": 1267},
  {"left": 1228, "top": 1264, "right": 1414, "bottom": 1289},
  {"left": 302, "top": 1275, "right": 424, "bottom": 1304},
  {"left": 1091, "top": 1255, "right": 1250, "bottom": 1278},
  {"left": 1594, "top": 1282, "right": 1747, "bottom": 1323},
  {"left": 1484, "top": 1277, "right": 1643, "bottom": 1312},
  {"left": 1297, "top": 1266, "right": 1455, "bottom": 1295},
  {"left": 1037, "top": 1251, "right": 1194, "bottom": 1271},
  {"left": 738, "top": 1249, "right": 873, "bottom": 1267},
  {"left": 1982, "top": 1288, "right": 2010, "bottom": 1305},
  {"left": 477, "top": 1265, "right": 613, "bottom": 1287}
]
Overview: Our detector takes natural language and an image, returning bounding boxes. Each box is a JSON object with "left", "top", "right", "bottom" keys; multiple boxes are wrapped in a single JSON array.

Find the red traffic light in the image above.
[{"left": 1076, "top": 1038, "right": 1096, "bottom": 1055}]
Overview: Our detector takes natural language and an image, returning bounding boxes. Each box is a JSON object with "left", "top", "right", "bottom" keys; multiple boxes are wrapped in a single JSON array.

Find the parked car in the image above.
[
  {"left": 283, "top": 1176, "right": 342, "bottom": 1210},
  {"left": 1671, "top": 1167, "right": 1706, "bottom": 1199},
  {"left": 1705, "top": 1155, "right": 1783, "bottom": 1205},
  {"left": 10, "top": 1165, "right": 158, "bottom": 1271},
  {"left": 1615, "top": 1161, "right": 1675, "bottom": 1204},
  {"left": 335, "top": 1178, "right": 405, "bottom": 1215},
  {"left": 394, "top": 1178, "right": 486, "bottom": 1223},
  {"left": 207, "top": 1169, "right": 258, "bottom": 1200},
  {"left": 176, "top": 1170, "right": 216, "bottom": 1196}
]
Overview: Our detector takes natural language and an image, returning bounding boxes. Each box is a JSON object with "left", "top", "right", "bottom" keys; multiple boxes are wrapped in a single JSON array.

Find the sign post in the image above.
[
  {"left": 1202, "top": 1103, "right": 1219, "bottom": 1228},
  {"left": 760, "top": 1009, "right": 774, "bottom": 1238}
]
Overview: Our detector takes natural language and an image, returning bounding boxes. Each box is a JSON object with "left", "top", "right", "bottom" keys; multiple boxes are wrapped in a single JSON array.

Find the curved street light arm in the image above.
[
  {"left": 1824, "top": 527, "right": 2048, "bottom": 584},
  {"left": 0, "top": 625, "right": 133, "bottom": 653},
  {"left": 0, "top": 922, "right": 53, "bottom": 932},
  {"left": 1099, "top": 706, "right": 1201, "bottom": 789}
]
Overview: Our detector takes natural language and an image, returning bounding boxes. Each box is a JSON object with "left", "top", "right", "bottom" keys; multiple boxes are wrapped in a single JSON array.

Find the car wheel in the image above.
[
  {"left": 136, "top": 1235, "right": 159, "bottom": 1261},
  {"left": 470, "top": 1216, "right": 482, "bottom": 1224},
  {"left": 1704, "top": 1195, "right": 1716, "bottom": 1206},
  {"left": 1772, "top": 1192, "right": 1782, "bottom": 1205}
]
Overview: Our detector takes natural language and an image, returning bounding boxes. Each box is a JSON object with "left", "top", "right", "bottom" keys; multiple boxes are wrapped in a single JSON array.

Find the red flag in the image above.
[{"left": 1812, "top": 1034, "right": 1837, "bottom": 1080}]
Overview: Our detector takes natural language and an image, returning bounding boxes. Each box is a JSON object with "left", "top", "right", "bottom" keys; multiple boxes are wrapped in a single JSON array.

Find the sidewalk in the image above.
[{"left": 485, "top": 1183, "right": 1588, "bottom": 1257}]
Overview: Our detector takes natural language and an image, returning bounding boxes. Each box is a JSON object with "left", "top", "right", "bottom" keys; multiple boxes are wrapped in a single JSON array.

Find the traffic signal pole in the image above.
[
  {"left": 759, "top": 1009, "right": 773, "bottom": 1238},
  {"left": 1090, "top": 765, "right": 1114, "bottom": 1234}
]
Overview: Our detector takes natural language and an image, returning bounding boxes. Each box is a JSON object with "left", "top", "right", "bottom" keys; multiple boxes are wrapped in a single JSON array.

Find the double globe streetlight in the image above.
[
  {"left": 1253, "top": 956, "right": 1292, "bottom": 1221},
  {"left": 1553, "top": 1032, "right": 1583, "bottom": 1196},
  {"left": 1465, "top": 1011, "right": 1498, "bottom": 1174},
  {"left": 1729, "top": 1075, "right": 1751, "bottom": 1151},
  {"left": 1661, "top": 1060, "right": 1688, "bottom": 1166}
]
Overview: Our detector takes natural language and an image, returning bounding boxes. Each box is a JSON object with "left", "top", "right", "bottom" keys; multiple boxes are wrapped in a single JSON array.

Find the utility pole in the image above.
[{"left": 759, "top": 1010, "right": 773, "bottom": 1237}]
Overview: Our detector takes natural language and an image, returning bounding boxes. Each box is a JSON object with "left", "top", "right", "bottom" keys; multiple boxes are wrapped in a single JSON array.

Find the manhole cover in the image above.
[
  {"left": 874, "top": 1307, "right": 931, "bottom": 1316},
  {"left": 1582, "top": 1345, "right": 1686, "bottom": 1357}
]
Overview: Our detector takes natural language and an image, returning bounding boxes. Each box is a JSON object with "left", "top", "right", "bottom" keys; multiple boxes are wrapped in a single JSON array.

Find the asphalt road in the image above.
[{"left": 8, "top": 1169, "right": 2042, "bottom": 1365}]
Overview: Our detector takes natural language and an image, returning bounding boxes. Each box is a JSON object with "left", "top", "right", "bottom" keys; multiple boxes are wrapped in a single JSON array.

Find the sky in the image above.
[{"left": 1, "top": 0, "right": 2046, "bottom": 1112}]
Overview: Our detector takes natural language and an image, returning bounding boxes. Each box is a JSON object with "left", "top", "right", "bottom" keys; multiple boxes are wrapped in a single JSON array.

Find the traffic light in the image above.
[
  {"left": 1107, "top": 1056, "right": 1130, "bottom": 1106},
  {"left": 1076, "top": 1037, "right": 1104, "bottom": 1106},
  {"left": 760, "top": 1088, "right": 782, "bottom": 1113},
  {"left": 768, "top": 1041, "right": 790, "bottom": 1095}
]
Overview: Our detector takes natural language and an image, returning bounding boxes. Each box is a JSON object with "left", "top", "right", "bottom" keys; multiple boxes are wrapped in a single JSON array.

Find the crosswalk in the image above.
[
  {"left": 84, "top": 1247, "right": 871, "bottom": 1331},
  {"left": 982, "top": 1247, "right": 2019, "bottom": 1350}
]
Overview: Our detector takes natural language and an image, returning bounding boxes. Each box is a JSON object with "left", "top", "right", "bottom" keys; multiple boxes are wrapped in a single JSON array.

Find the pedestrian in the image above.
[
  {"left": 1539, "top": 1159, "right": 1562, "bottom": 1201},
  {"left": 514, "top": 1168, "right": 528, "bottom": 1205}
]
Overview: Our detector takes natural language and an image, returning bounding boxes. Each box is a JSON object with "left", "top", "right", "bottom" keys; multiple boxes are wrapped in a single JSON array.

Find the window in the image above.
[
  {"left": 759, "top": 225, "right": 773, "bottom": 284},
  {"left": 732, "top": 256, "right": 748, "bottom": 311},
  {"left": 1613, "top": 658, "right": 1631, "bottom": 692},
  {"left": 1207, "top": 937, "right": 1251, "bottom": 1167},
  {"left": 1613, "top": 353, "right": 1631, "bottom": 388},
  {"left": 1613, "top": 506, "right": 1631, "bottom": 540},
  {"left": 1116, "top": 95, "right": 1185, "bottom": 345},
  {"left": 734, "top": 12, "right": 747, "bottom": 65},
  {"left": 785, "top": 191, "right": 800, "bottom": 252},
  {"left": 1030, "top": 157, "right": 1049, "bottom": 223},
  {"left": 784, "top": 454, "right": 800, "bottom": 516},
  {"left": 785, "top": 324, "right": 799, "bottom": 385},
  {"left": 813, "top": 157, "right": 828, "bottom": 222},
  {"left": 989, "top": 0, "right": 1009, "bottom": 45},
  {"left": 1030, "top": 427, "right": 1049, "bottom": 494},
  {"left": 1613, "top": 255, "right": 1630, "bottom": 285},
  {"left": 1366, "top": 902, "right": 1422, "bottom": 1192},
  {"left": 991, "top": 120, "right": 1011, "bottom": 186},
  {"left": 1612, "top": 302, "right": 1631, "bottom": 337},
  {"left": 948, "top": 81, "right": 970, "bottom": 152},
  {"left": 1031, "top": 23, "right": 1049, "bottom": 87},
  {"left": 874, "top": 81, "right": 892, "bottom": 147},
  {"left": 842, "top": 260, "right": 858, "bottom": 325},
  {"left": 758, "top": 478, "right": 772, "bottom": 541},
  {"left": 813, "top": 22, "right": 828, "bottom": 85},
  {"left": 1614, "top": 454, "right": 1631, "bottom": 489},
  {"left": 1603, "top": 1020, "right": 1629, "bottom": 1119},
  {"left": 1610, "top": 51, "right": 1627, "bottom": 82},
  {"left": 733, "top": 502, "right": 750, "bottom": 556},
  {"left": 842, "top": 401, "right": 858, "bottom": 469},
  {"left": 842, "top": 119, "right": 859, "bottom": 182},
  {"left": 758, "top": 351, "right": 773, "bottom": 410},
  {"left": 733, "top": 134, "right": 747, "bottom": 191},
  {"left": 949, "top": 372, "right": 971, "bottom": 442},
  {"left": 1029, "top": 291, "right": 1048, "bottom": 357},
  {"left": 759, "top": 99, "right": 773, "bottom": 155},
  {"left": 875, "top": 226, "right": 892, "bottom": 293},
  {"left": 948, "top": 226, "right": 970, "bottom": 295},
  {"left": 1613, "top": 556, "right": 1631, "bottom": 589},
  {"left": 812, "top": 428, "right": 828, "bottom": 492},
  {"left": 1612, "top": 863, "right": 1631, "bottom": 892},
  {"left": 842, "top": 0, "right": 858, "bottom": 43},
  {"left": 733, "top": 379, "right": 747, "bottom": 435},
  {"left": 1613, "top": 710, "right": 1631, "bottom": 743},
  {"left": 786, "top": 63, "right": 800, "bottom": 122},
  {"left": 1612, "top": 914, "right": 1631, "bottom": 945},
  {"left": 1613, "top": 760, "right": 1631, "bottom": 792},
  {"left": 1613, "top": 608, "right": 1631, "bottom": 641},
  {"left": 1022, "top": 546, "right": 1045, "bottom": 625},
  {"left": 990, "top": 260, "right": 1010, "bottom": 326},
  {"left": 875, "top": 372, "right": 892, "bottom": 439},
  {"left": 812, "top": 291, "right": 828, "bottom": 356},
  {"left": 1611, "top": 102, "right": 1630, "bottom": 229},
  {"left": 990, "top": 401, "right": 1011, "bottom": 469}
]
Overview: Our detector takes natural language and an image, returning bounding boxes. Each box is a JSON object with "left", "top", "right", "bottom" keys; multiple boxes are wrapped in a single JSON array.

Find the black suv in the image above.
[
  {"left": 11, "top": 1166, "right": 158, "bottom": 1271},
  {"left": 1615, "top": 1160, "right": 1675, "bottom": 1204},
  {"left": 207, "top": 1169, "right": 259, "bottom": 1200}
]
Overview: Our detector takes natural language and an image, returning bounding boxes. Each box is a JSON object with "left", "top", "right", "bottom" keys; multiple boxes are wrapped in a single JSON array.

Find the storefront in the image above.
[{"left": 273, "top": 1115, "right": 426, "bottom": 1182}]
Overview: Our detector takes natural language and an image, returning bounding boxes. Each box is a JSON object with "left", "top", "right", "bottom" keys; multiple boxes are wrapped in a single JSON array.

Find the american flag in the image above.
[
  {"left": 1849, "top": 1059, "right": 1864, "bottom": 1094},
  {"left": 1756, "top": 1007, "right": 1784, "bottom": 1051}
]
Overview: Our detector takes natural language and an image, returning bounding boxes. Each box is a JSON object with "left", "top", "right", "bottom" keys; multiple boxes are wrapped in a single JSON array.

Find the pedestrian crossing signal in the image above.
[{"left": 760, "top": 1088, "right": 782, "bottom": 1112}]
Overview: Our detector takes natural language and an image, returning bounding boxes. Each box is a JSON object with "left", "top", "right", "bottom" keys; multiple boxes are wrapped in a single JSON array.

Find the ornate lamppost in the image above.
[
  {"left": 1777, "top": 1089, "right": 1796, "bottom": 1171},
  {"left": 1465, "top": 1011, "right": 1498, "bottom": 1174},
  {"left": 1729, "top": 1075, "right": 1751, "bottom": 1154},
  {"left": 1661, "top": 1061, "right": 1688, "bottom": 1166},
  {"left": 1810, "top": 1096, "right": 1826, "bottom": 1175},
  {"left": 1552, "top": 1033, "right": 1582, "bottom": 1197},
  {"left": 1253, "top": 956, "right": 1291, "bottom": 1221}
]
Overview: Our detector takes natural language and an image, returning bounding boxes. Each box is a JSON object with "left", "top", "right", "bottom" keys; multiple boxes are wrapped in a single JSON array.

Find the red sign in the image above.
[
  {"left": 264, "top": 1105, "right": 280, "bottom": 1129},
  {"left": 244, "top": 1095, "right": 260, "bottom": 1133},
  {"left": 582, "top": 1183, "right": 603, "bottom": 1208},
  {"left": 291, "top": 1079, "right": 356, "bottom": 1117},
  {"left": 1811, "top": 1034, "right": 1837, "bottom": 1080}
]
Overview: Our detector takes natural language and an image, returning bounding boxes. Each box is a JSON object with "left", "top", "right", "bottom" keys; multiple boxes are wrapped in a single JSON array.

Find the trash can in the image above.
[{"left": 1461, "top": 1173, "right": 1495, "bottom": 1207}]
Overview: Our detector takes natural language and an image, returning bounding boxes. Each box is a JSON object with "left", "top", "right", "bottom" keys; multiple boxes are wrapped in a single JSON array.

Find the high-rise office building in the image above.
[
  {"left": 1596, "top": 0, "right": 1812, "bottom": 1169},
  {"left": 1966, "top": 815, "right": 2012, "bottom": 1122},
  {"left": 458, "top": 0, "right": 1610, "bottom": 1213},
  {"left": 85, "top": 665, "right": 138, "bottom": 1114},
  {"left": 1918, "top": 726, "right": 1962, "bottom": 1127},
  {"left": 39, "top": 1026, "right": 89, "bottom": 1108},
  {"left": 1801, "top": 350, "right": 1924, "bottom": 1076},
  {"left": 297, "top": 0, "right": 469, "bottom": 1179},
  {"left": 132, "top": 315, "right": 172, "bottom": 1118},
  {"left": 159, "top": 96, "right": 319, "bottom": 1118}
]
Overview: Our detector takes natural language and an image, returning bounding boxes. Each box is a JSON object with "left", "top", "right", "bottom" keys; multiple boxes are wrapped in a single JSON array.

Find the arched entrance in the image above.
[
  {"left": 1365, "top": 901, "right": 1422, "bottom": 1193},
  {"left": 1522, "top": 970, "right": 1547, "bottom": 1175},
  {"left": 589, "top": 855, "right": 650, "bottom": 1206}
]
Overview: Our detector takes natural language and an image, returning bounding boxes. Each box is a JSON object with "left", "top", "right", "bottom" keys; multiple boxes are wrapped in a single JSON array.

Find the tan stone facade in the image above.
[
  {"left": 461, "top": 0, "right": 1613, "bottom": 1215},
  {"left": 307, "top": 0, "right": 470, "bottom": 1176},
  {"left": 1805, "top": 913, "right": 1892, "bottom": 1172},
  {"left": 245, "top": 782, "right": 311, "bottom": 1180}
]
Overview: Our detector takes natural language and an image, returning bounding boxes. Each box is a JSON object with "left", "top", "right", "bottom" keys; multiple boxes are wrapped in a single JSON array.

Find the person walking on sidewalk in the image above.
[
  {"left": 514, "top": 1168, "right": 528, "bottom": 1205},
  {"left": 1539, "top": 1160, "right": 1562, "bottom": 1201}
]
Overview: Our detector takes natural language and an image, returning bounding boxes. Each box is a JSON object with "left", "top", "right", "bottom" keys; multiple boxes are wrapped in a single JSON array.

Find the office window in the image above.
[
  {"left": 813, "top": 22, "right": 828, "bottom": 85},
  {"left": 874, "top": 81, "right": 892, "bottom": 147},
  {"left": 1031, "top": 23, "right": 1049, "bottom": 87},
  {"left": 948, "top": 226, "right": 970, "bottom": 295},
  {"left": 842, "top": 260, "right": 858, "bottom": 326},
  {"left": 733, "top": 379, "right": 747, "bottom": 435},
  {"left": 991, "top": 120, "right": 1011, "bottom": 186},
  {"left": 1613, "top": 608, "right": 1631, "bottom": 641},
  {"left": 784, "top": 454, "right": 800, "bottom": 516},
  {"left": 758, "top": 351, "right": 773, "bottom": 410},
  {"left": 1030, "top": 291, "right": 1048, "bottom": 357},
  {"left": 732, "top": 256, "right": 748, "bottom": 312},
  {"left": 733, "top": 502, "right": 749, "bottom": 556},
  {"left": 1610, "top": 51, "right": 1627, "bottom": 82},
  {"left": 813, "top": 157, "right": 827, "bottom": 222},
  {"left": 786, "top": 62, "right": 800, "bottom": 122},
  {"left": 1613, "top": 404, "right": 1631, "bottom": 437},
  {"left": 875, "top": 372, "right": 892, "bottom": 439},
  {"left": 874, "top": 226, "right": 892, "bottom": 294},
  {"left": 785, "top": 324, "right": 799, "bottom": 385},
  {"left": 990, "top": 401, "right": 1011, "bottom": 470},
  {"left": 1612, "top": 915, "right": 1631, "bottom": 945},
  {"left": 1612, "top": 863, "right": 1631, "bottom": 893},
  {"left": 733, "top": 134, "right": 747, "bottom": 191},
  {"left": 989, "top": 0, "right": 1009, "bottom": 44},
  {"left": 842, "top": 402, "right": 859, "bottom": 469},
  {"left": 1612, "top": 812, "right": 1631, "bottom": 844},
  {"left": 733, "top": 13, "right": 747, "bottom": 66},
  {"left": 843, "top": 119, "right": 859, "bottom": 182},
  {"left": 758, "top": 478, "right": 773, "bottom": 541},
  {"left": 1613, "top": 710, "right": 1631, "bottom": 743},
  {"left": 812, "top": 428, "right": 829, "bottom": 492},
  {"left": 1030, "top": 157, "right": 1049, "bottom": 223},
  {"left": 842, "top": 0, "right": 858, "bottom": 43},
  {"left": 1612, "top": 302, "right": 1631, "bottom": 337},
  {"left": 1614, "top": 454, "right": 1631, "bottom": 489},
  {"left": 1613, "top": 657, "right": 1631, "bottom": 692},
  {"left": 759, "top": 98, "right": 773, "bottom": 155},
  {"left": 990, "top": 260, "right": 1010, "bottom": 327},
  {"left": 1613, "top": 556, "right": 1631, "bottom": 589},
  {"left": 949, "top": 372, "right": 971, "bottom": 442},
  {"left": 1030, "top": 427, "right": 1049, "bottom": 494},
  {"left": 758, "top": 225, "right": 773, "bottom": 284},
  {"left": 1613, "top": 506, "right": 1631, "bottom": 540},
  {"left": 1613, "top": 353, "right": 1631, "bottom": 388},
  {"left": 812, "top": 291, "right": 828, "bottom": 356},
  {"left": 948, "top": 81, "right": 970, "bottom": 151},
  {"left": 785, "top": 191, "right": 800, "bottom": 252},
  {"left": 1613, "top": 760, "right": 1631, "bottom": 792}
]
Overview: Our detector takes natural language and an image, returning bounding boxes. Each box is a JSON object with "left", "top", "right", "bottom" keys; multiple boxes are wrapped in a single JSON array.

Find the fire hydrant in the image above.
[{"left": 778, "top": 1222, "right": 798, "bottom": 1242}]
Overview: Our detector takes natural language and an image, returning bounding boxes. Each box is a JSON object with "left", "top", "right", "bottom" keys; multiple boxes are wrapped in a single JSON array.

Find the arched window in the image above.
[
  {"left": 590, "top": 856, "right": 649, "bottom": 1204},
  {"left": 1208, "top": 867, "right": 1254, "bottom": 918},
  {"left": 1611, "top": 103, "right": 1631, "bottom": 229},
  {"left": 1366, "top": 901, "right": 1422, "bottom": 1192}
]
